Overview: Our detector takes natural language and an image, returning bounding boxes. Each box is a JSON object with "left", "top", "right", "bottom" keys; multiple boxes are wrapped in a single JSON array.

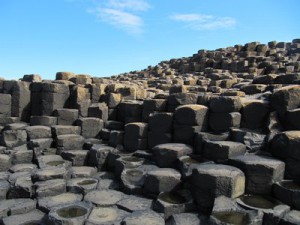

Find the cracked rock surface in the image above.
[{"left": 0, "top": 38, "right": 300, "bottom": 224}]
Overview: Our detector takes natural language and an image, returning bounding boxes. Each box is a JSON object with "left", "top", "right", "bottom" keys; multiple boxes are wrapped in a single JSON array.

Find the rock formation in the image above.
[{"left": 0, "top": 38, "right": 300, "bottom": 224}]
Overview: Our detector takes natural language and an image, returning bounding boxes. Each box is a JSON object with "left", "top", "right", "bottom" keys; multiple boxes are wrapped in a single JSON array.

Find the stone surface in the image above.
[
  {"left": 124, "top": 122, "right": 148, "bottom": 152},
  {"left": 0, "top": 130, "right": 27, "bottom": 148},
  {"left": 48, "top": 201, "right": 92, "bottom": 225},
  {"left": 53, "top": 108, "right": 79, "bottom": 125},
  {"left": 279, "top": 210, "right": 300, "bottom": 225},
  {"left": 61, "top": 150, "right": 89, "bottom": 166},
  {"left": 209, "top": 96, "right": 242, "bottom": 113},
  {"left": 117, "top": 195, "right": 153, "bottom": 212},
  {"left": 51, "top": 125, "right": 81, "bottom": 137},
  {"left": 271, "top": 130, "right": 300, "bottom": 182},
  {"left": 33, "top": 179, "right": 66, "bottom": 197},
  {"left": 86, "top": 207, "right": 129, "bottom": 225},
  {"left": 38, "top": 192, "right": 82, "bottom": 213},
  {"left": 0, "top": 38, "right": 299, "bottom": 222},
  {"left": 1, "top": 209, "right": 46, "bottom": 225},
  {"left": 203, "top": 140, "right": 246, "bottom": 162},
  {"left": 0, "top": 94, "right": 11, "bottom": 117},
  {"left": 271, "top": 85, "right": 300, "bottom": 119},
  {"left": 190, "top": 164, "right": 245, "bottom": 214},
  {"left": 166, "top": 213, "right": 202, "bottom": 225},
  {"left": 152, "top": 143, "right": 193, "bottom": 168},
  {"left": 122, "top": 210, "right": 165, "bottom": 225},
  {"left": 174, "top": 104, "right": 208, "bottom": 126},
  {"left": 241, "top": 99, "right": 270, "bottom": 129},
  {"left": 25, "top": 125, "right": 52, "bottom": 139},
  {"left": 153, "top": 190, "right": 195, "bottom": 219},
  {"left": 229, "top": 155, "right": 285, "bottom": 194},
  {"left": 144, "top": 168, "right": 182, "bottom": 197},
  {"left": 273, "top": 180, "right": 300, "bottom": 210},
  {"left": 88, "top": 144, "right": 114, "bottom": 171},
  {"left": 190, "top": 164, "right": 245, "bottom": 198},
  {"left": 84, "top": 189, "right": 124, "bottom": 207},
  {"left": 56, "top": 134, "right": 85, "bottom": 151},
  {"left": 76, "top": 117, "right": 103, "bottom": 138},
  {"left": 209, "top": 112, "right": 241, "bottom": 132},
  {"left": 32, "top": 166, "right": 67, "bottom": 182},
  {"left": 0, "top": 198, "right": 36, "bottom": 217}
]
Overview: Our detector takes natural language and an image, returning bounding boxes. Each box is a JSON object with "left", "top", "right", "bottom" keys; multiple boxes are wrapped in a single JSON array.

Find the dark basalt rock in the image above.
[{"left": 0, "top": 38, "right": 299, "bottom": 222}]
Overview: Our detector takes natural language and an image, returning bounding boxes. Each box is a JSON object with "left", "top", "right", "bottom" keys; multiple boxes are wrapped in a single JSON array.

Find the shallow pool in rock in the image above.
[
  {"left": 280, "top": 180, "right": 300, "bottom": 191},
  {"left": 77, "top": 179, "right": 97, "bottom": 186},
  {"left": 158, "top": 192, "right": 187, "bottom": 205},
  {"left": 238, "top": 195, "right": 282, "bottom": 210},
  {"left": 212, "top": 211, "right": 249, "bottom": 225},
  {"left": 46, "top": 161, "right": 64, "bottom": 166},
  {"left": 57, "top": 206, "right": 87, "bottom": 218}
]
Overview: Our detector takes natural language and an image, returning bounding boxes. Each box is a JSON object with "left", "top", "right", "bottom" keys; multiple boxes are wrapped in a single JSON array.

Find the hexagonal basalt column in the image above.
[
  {"left": 173, "top": 104, "right": 208, "bottom": 145},
  {"left": 0, "top": 198, "right": 36, "bottom": 218},
  {"left": 86, "top": 207, "right": 129, "bottom": 225},
  {"left": 56, "top": 134, "right": 85, "bottom": 152},
  {"left": 31, "top": 167, "right": 68, "bottom": 182},
  {"left": 37, "top": 155, "right": 71, "bottom": 169},
  {"left": 116, "top": 195, "right": 153, "bottom": 212},
  {"left": 143, "top": 168, "right": 182, "bottom": 197},
  {"left": 67, "top": 178, "right": 98, "bottom": 194},
  {"left": 152, "top": 143, "right": 193, "bottom": 168},
  {"left": 120, "top": 167, "right": 146, "bottom": 194},
  {"left": 84, "top": 189, "right": 124, "bottom": 207},
  {"left": 60, "top": 150, "right": 89, "bottom": 166},
  {"left": 153, "top": 190, "right": 195, "bottom": 219},
  {"left": 33, "top": 179, "right": 66, "bottom": 198},
  {"left": 271, "top": 131, "right": 300, "bottom": 182},
  {"left": 122, "top": 210, "right": 165, "bottom": 225},
  {"left": 273, "top": 180, "right": 300, "bottom": 210},
  {"left": 190, "top": 164, "right": 245, "bottom": 214},
  {"left": 174, "top": 104, "right": 208, "bottom": 127},
  {"left": 114, "top": 155, "right": 145, "bottom": 177},
  {"left": 203, "top": 141, "right": 246, "bottom": 162},
  {"left": 190, "top": 164, "right": 245, "bottom": 198},
  {"left": 229, "top": 155, "right": 285, "bottom": 194},
  {"left": 280, "top": 210, "right": 300, "bottom": 225},
  {"left": 166, "top": 213, "right": 202, "bottom": 225},
  {"left": 124, "top": 122, "right": 148, "bottom": 152},
  {"left": 48, "top": 202, "right": 92, "bottom": 225},
  {"left": 1, "top": 209, "right": 46, "bottom": 225},
  {"left": 37, "top": 192, "right": 82, "bottom": 213}
]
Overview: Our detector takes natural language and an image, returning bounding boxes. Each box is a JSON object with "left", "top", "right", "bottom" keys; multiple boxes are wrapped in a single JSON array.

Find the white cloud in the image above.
[
  {"left": 170, "top": 14, "right": 213, "bottom": 22},
  {"left": 170, "top": 13, "right": 237, "bottom": 30},
  {"left": 86, "top": 0, "right": 150, "bottom": 34},
  {"left": 90, "top": 7, "right": 143, "bottom": 33},
  {"left": 106, "top": 0, "right": 151, "bottom": 11}
]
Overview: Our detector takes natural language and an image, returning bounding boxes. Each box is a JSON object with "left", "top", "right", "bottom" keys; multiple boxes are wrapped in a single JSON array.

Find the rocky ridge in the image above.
[{"left": 0, "top": 38, "right": 300, "bottom": 224}]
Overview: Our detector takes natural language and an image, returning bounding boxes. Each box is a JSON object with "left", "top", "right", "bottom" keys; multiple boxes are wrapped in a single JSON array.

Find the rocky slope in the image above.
[{"left": 0, "top": 38, "right": 300, "bottom": 224}]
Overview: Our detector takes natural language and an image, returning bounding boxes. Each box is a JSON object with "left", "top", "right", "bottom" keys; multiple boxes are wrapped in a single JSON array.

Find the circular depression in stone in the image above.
[
  {"left": 122, "top": 156, "right": 142, "bottom": 163},
  {"left": 125, "top": 169, "right": 144, "bottom": 183},
  {"left": 280, "top": 180, "right": 300, "bottom": 191},
  {"left": 158, "top": 192, "right": 186, "bottom": 204},
  {"left": 126, "top": 169, "right": 144, "bottom": 177},
  {"left": 89, "top": 208, "right": 119, "bottom": 223},
  {"left": 84, "top": 190, "right": 123, "bottom": 206},
  {"left": 23, "top": 223, "right": 40, "bottom": 225},
  {"left": 46, "top": 161, "right": 64, "bottom": 166},
  {"left": 239, "top": 195, "right": 281, "bottom": 209},
  {"left": 77, "top": 179, "right": 98, "bottom": 186},
  {"left": 213, "top": 211, "right": 249, "bottom": 225},
  {"left": 181, "top": 157, "right": 199, "bottom": 164},
  {"left": 57, "top": 206, "right": 88, "bottom": 218}
]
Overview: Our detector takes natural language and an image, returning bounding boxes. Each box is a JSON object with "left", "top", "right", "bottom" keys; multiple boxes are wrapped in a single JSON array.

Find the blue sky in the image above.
[{"left": 0, "top": 0, "right": 299, "bottom": 80}]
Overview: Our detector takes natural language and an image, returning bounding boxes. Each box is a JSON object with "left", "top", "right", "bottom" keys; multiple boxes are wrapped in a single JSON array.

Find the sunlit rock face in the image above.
[{"left": 1, "top": 38, "right": 300, "bottom": 223}]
